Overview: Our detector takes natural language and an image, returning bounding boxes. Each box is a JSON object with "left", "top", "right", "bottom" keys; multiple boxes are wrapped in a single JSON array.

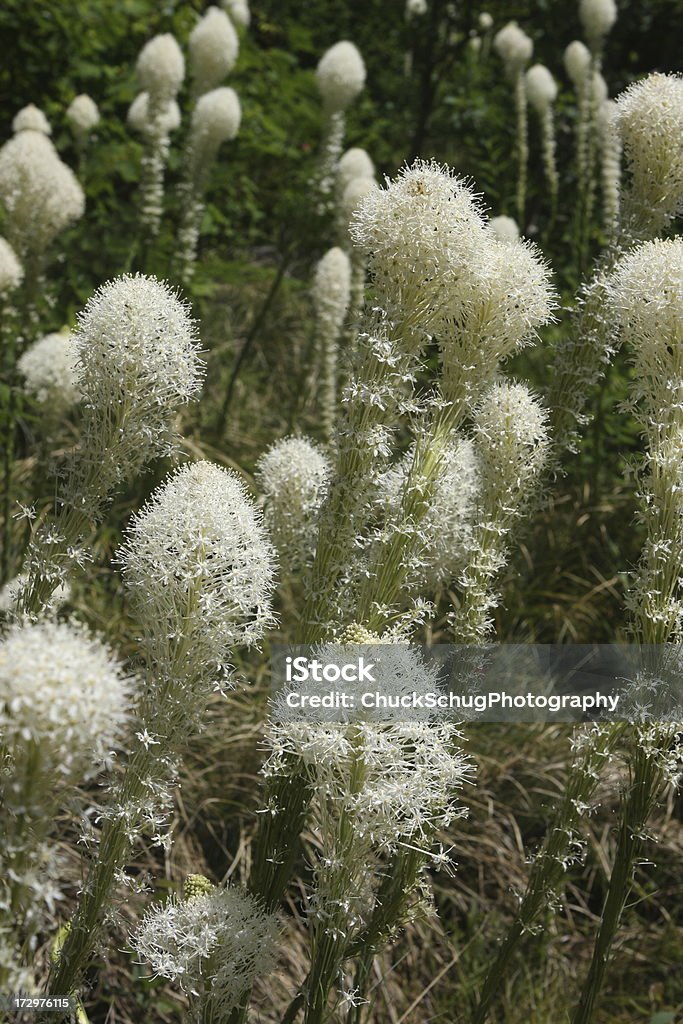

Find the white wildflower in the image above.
[
  {"left": 525, "top": 63, "right": 557, "bottom": 112},
  {"left": 128, "top": 92, "right": 181, "bottom": 137},
  {"left": 17, "top": 331, "right": 80, "bottom": 406},
  {"left": 489, "top": 214, "right": 520, "bottom": 242},
  {"left": 614, "top": 73, "right": 683, "bottom": 234},
  {"left": 222, "top": 0, "right": 250, "bottom": 28},
  {"left": 256, "top": 437, "right": 331, "bottom": 573},
  {"left": 564, "top": 40, "right": 591, "bottom": 86},
  {"left": 189, "top": 6, "right": 239, "bottom": 96},
  {"left": 72, "top": 274, "right": 203, "bottom": 496},
  {"left": 605, "top": 238, "right": 683, "bottom": 416},
  {"left": 473, "top": 382, "right": 550, "bottom": 508},
  {"left": 313, "top": 246, "right": 352, "bottom": 439},
  {"left": 12, "top": 104, "right": 51, "bottom": 135},
  {"left": 132, "top": 885, "right": 278, "bottom": 1016},
  {"left": 337, "top": 147, "right": 375, "bottom": 194},
  {"left": 378, "top": 437, "right": 479, "bottom": 591},
  {"left": 190, "top": 86, "right": 241, "bottom": 153},
  {"left": 66, "top": 94, "right": 100, "bottom": 139},
  {"left": 316, "top": 41, "right": 366, "bottom": 114},
  {"left": 0, "top": 236, "right": 23, "bottom": 295},
  {"left": 350, "top": 159, "right": 487, "bottom": 344},
  {"left": 339, "top": 176, "right": 376, "bottom": 232},
  {"left": 0, "top": 131, "right": 84, "bottom": 258},
  {"left": 479, "top": 12, "right": 493, "bottom": 29},
  {"left": 136, "top": 33, "right": 185, "bottom": 104},
  {"left": 493, "top": 21, "right": 533, "bottom": 71},
  {"left": 406, "top": 0, "right": 428, "bottom": 16},
  {"left": 0, "top": 620, "right": 133, "bottom": 777},
  {"left": 592, "top": 70, "right": 608, "bottom": 105},
  {"left": 118, "top": 461, "right": 276, "bottom": 677},
  {"left": 579, "top": 0, "right": 617, "bottom": 47}
]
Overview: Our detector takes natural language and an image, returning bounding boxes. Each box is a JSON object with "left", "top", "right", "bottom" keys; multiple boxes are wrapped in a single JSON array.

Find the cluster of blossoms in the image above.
[
  {"left": 256, "top": 436, "right": 331, "bottom": 574},
  {"left": 315, "top": 41, "right": 367, "bottom": 204},
  {"left": 377, "top": 436, "right": 479, "bottom": 593},
  {"left": 0, "top": 117, "right": 84, "bottom": 265},
  {"left": 132, "top": 882, "right": 278, "bottom": 1019},
  {"left": 579, "top": 0, "right": 617, "bottom": 52},
  {"left": 614, "top": 73, "right": 683, "bottom": 237},
  {"left": 66, "top": 94, "right": 100, "bottom": 142},
  {"left": 0, "top": 236, "right": 23, "bottom": 296},
  {"left": 222, "top": 0, "right": 250, "bottom": 28},
  {"left": 131, "top": 33, "right": 185, "bottom": 234},
  {"left": 189, "top": 5, "right": 239, "bottom": 97},
  {"left": 0, "top": 620, "right": 133, "bottom": 780},
  {"left": 177, "top": 85, "right": 242, "bottom": 282},
  {"left": 118, "top": 460, "right": 276, "bottom": 692},
  {"left": 17, "top": 331, "right": 80, "bottom": 406},
  {"left": 312, "top": 246, "right": 352, "bottom": 439},
  {"left": 20, "top": 275, "right": 203, "bottom": 619}
]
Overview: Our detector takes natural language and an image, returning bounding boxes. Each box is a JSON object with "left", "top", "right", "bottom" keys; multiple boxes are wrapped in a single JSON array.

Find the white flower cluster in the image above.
[
  {"left": 316, "top": 41, "right": 366, "bottom": 114},
  {"left": 564, "top": 40, "right": 591, "bottom": 86},
  {"left": 132, "top": 885, "right": 278, "bottom": 1016},
  {"left": 0, "top": 236, "right": 23, "bottom": 295},
  {"left": 352, "top": 160, "right": 554, "bottom": 378},
  {"left": 256, "top": 436, "right": 331, "bottom": 574},
  {"left": 525, "top": 63, "right": 557, "bottom": 113},
  {"left": 337, "top": 147, "right": 375, "bottom": 194},
  {"left": 378, "top": 436, "right": 479, "bottom": 592},
  {"left": 579, "top": 0, "right": 617, "bottom": 47},
  {"left": 614, "top": 73, "right": 683, "bottom": 235},
  {"left": 189, "top": 6, "right": 239, "bottom": 97},
  {"left": 493, "top": 21, "right": 533, "bottom": 71},
  {"left": 12, "top": 104, "right": 51, "bottom": 135},
  {"left": 0, "top": 129, "right": 84, "bottom": 259},
  {"left": 118, "top": 461, "right": 276, "bottom": 686},
  {"left": 473, "top": 382, "right": 550, "bottom": 511},
  {"left": 72, "top": 274, "right": 203, "bottom": 496},
  {"left": 489, "top": 214, "right": 520, "bottom": 243},
  {"left": 190, "top": 86, "right": 241, "bottom": 157},
  {"left": 406, "top": 0, "right": 428, "bottom": 17},
  {"left": 222, "top": 0, "right": 250, "bottom": 28},
  {"left": 0, "top": 620, "right": 133, "bottom": 778},
  {"left": 136, "top": 33, "right": 185, "bottom": 105},
  {"left": 17, "top": 331, "right": 80, "bottom": 406},
  {"left": 66, "top": 94, "right": 100, "bottom": 139},
  {"left": 605, "top": 238, "right": 683, "bottom": 419},
  {"left": 266, "top": 644, "right": 473, "bottom": 856},
  {"left": 313, "top": 246, "right": 352, "bottom": 438},
  {"left": 128, "top": 92, "right": 181, "bottom": 137}
]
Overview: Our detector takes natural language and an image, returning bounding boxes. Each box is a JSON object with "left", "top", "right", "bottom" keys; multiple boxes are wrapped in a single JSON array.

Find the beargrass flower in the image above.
[
  {"left": 66, "top": 94, "right": 100, "bottom": 140},
  {"left": 17, "top": 331, "right": 80, "bottom": 406},
  {"left": 189, "top": 6, "right": 239, "bottom": 97},
  {"left": 176, "top": 86, "right": 241, "bottom": 281},
  {"left": 489, "top": 214, "right": 520, "bottom": 242},
  {"left": 127, "top": 92, "right": 181, "bottom": 137},
  {"left": 0, "top": 130, "right": 84, "bottom": 262},
  {"left": 493, "top": 21, "right": 533, "bottom": 71},
  {"left": 256, "top": 436, "right": 331, "bottom": 574},
  {"left": 337, "top": 147, "right": 375, "bottom": 194},
  {"left": 316, "top": 41, "right": 366, "bottom": 114},
  {"left": 12, "top": 104, "right": 51, "bottom": 135},
  {"left": 118, "top": 461, "right": 276, "bottom": 683},
  {"left": 614, "top": 73, "right": 683, "bottom": 236},
  {"left": 222, "top": 0, "right": 250, "bottom": 27},
  {"left": 579, "top": 0, "right": 617, "bottom": 50},
  {"left": 0, "top": 620, "right": 133, "bottom": 779},
  {"left": 564, "top": 40, "right": 591, "bottom": 86},
  {"left": 136, "top": 34, "right": 185, "bottom": 103},
  {"left": 313, "top": 246, "right": 352, "bottom": 439},
  {"left": 132, "top": 884, "right": 278, "bottom": 1019},
  {"left": 0, "top": 237, "right": 22, "bottom": 295}
]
